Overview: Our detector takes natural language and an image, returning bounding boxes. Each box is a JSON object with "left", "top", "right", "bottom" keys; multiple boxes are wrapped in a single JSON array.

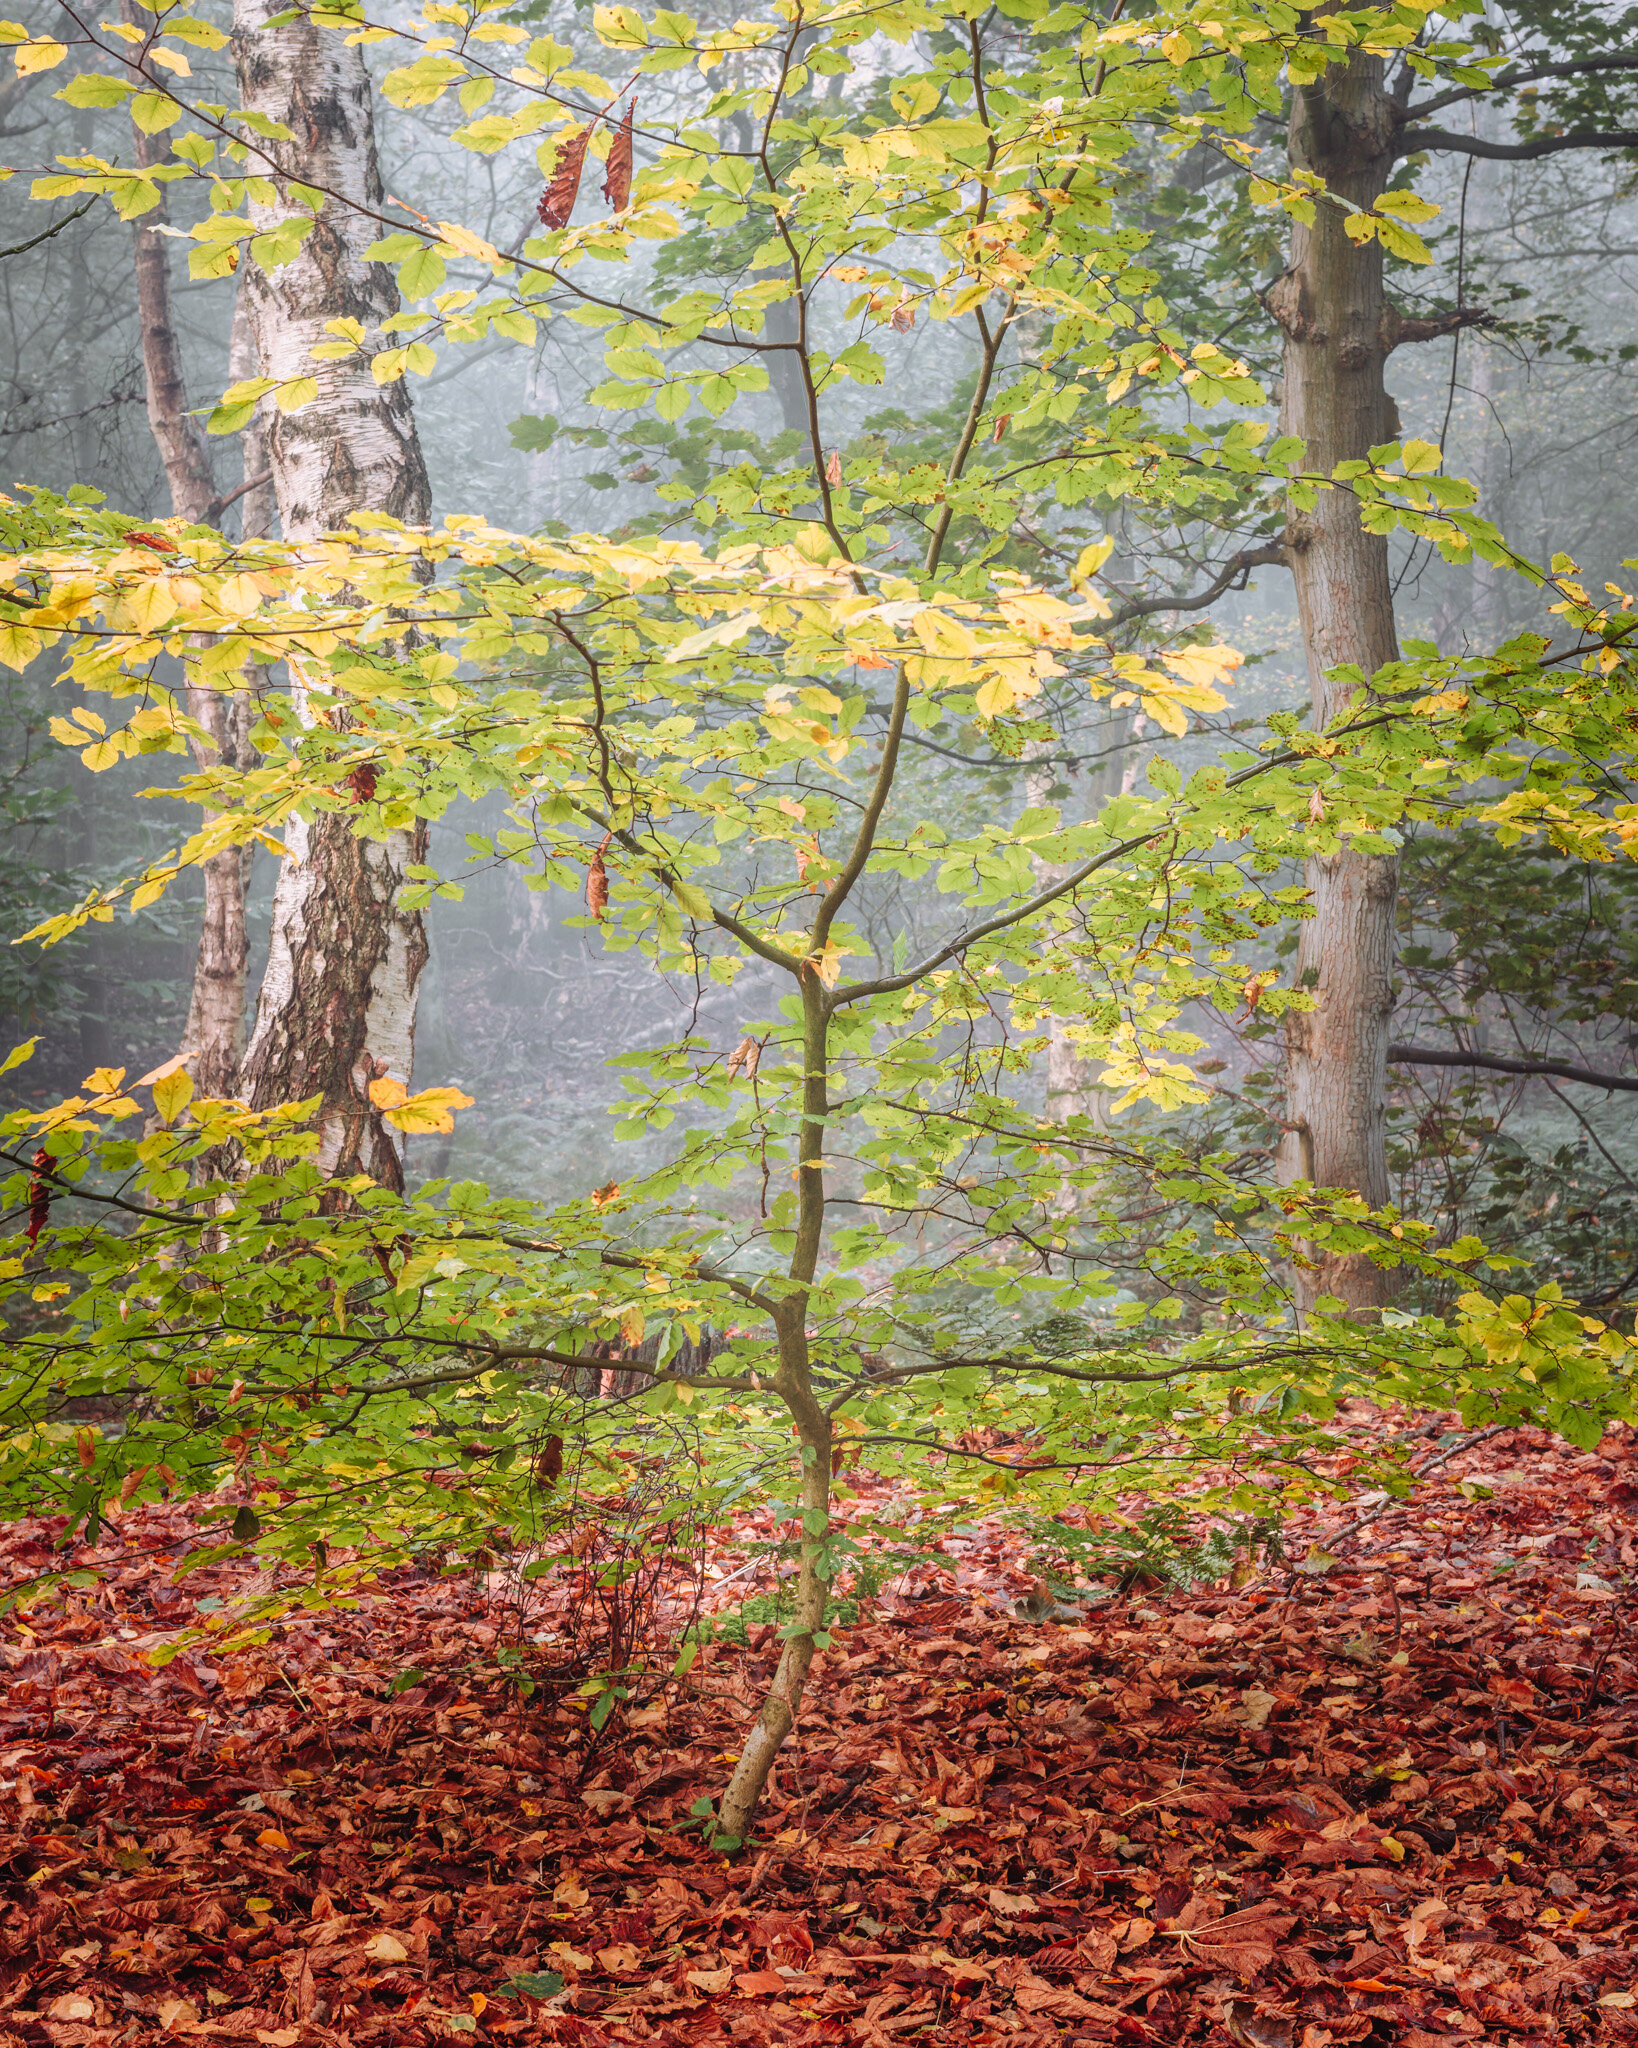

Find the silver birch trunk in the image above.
[{"left": 231, "top": 0, "right": 433, "bottom": 1190}]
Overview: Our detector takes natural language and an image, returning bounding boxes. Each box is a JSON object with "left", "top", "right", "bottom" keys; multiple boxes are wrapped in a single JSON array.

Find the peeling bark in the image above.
[
  {"left": 231, "top": 0, "right": 430, "bottom": 535},
  {"left": 1268, "top": 46, "right": 1405, "bottom": 1313},
  {"left": 231, "top": 0, "right": 432, "bottom": 1190}
]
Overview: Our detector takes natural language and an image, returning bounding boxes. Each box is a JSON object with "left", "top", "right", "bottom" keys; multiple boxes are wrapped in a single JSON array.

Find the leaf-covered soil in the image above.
[{"left": 2, "top": 1423, "right": 1635, "bottom": 2047}]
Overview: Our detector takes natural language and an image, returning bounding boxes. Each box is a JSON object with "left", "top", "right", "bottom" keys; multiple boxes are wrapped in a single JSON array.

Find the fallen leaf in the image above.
[
  {"left": 364, "top": 1931, "right": 409, "bottom": 1962},
  {"left": 735, "top": 1968, "right": 788, "bottom": 1996}
]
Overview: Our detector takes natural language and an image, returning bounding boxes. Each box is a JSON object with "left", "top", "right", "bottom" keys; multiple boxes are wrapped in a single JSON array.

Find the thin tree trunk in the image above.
[
  {"left": 120, "top": 7, "right": 256, "bottom": 1106},
  {"left": 231, "top": 0, "right": 433, "bottom": 1190},
  {"left": 1267, "top": 46, "right": 1403, "bottom": 1312},
  {"left": 122, "top": 0, "right": 216, "bottom": 525},
  {"left": 715, "top": 978, "right": 834, "bottom": 1845},
  {"left": 1023, "top": 748, "right": 1104, "bottom": 1131}
]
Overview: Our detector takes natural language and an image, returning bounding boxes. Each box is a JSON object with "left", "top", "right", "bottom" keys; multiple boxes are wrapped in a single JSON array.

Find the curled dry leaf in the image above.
[
  {"left": 724, "top": 1033, "right": 761, "bottom": 1079},
  {"left": 539, "top": 126, "right": 591, "bottom": 229},
  {"left": 587, "top": 831, "right": 611, "bottom": 919},
  {"left": 889, "top": 301, "right": 915, "bottom": 332},
  {"left": 602, "top": 98, "right": 635, "bottom": 212},
  {"left": 824, "top": 448, "right": 842, "bottom": 486}
]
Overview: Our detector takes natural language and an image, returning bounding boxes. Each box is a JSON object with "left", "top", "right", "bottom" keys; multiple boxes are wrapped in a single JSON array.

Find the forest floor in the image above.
[{"left": 0, "top": 1419, "right": 1635, "bottom": 2048}]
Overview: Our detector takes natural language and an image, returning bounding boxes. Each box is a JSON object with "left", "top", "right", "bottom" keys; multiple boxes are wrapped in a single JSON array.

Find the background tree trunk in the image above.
[
  {"left": 122, "top": 0, "right": 215, "bottom": 526},
  {"left": 121, "top": 11, "right": 256, "bottom": 1106},
  {"left": 231, "top": 0, "right": 433, "bottom": 1188},
  {"left": 1268, "top": 47, "right": 1404, "bottom": 1312}
]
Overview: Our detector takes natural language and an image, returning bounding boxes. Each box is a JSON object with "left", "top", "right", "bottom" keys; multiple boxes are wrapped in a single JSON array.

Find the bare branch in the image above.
[
  {"left": 1390, "top": 1043, "right": 1638, "bottom": 1094},
  {"left": 1395, "top": 126, "right": 1638, "bottom": 164}
]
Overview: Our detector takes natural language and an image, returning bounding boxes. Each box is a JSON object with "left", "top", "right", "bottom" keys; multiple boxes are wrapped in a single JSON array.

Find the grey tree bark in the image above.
[
  {"left": 231, "top": 0, "right": 433, "bottom": 1189},
  {"left": 121, "top": 7, "right": 257, "bottom": 1106},
  {"left": 1266, "top": 47, "right": 1406, "bottom": 1312}
]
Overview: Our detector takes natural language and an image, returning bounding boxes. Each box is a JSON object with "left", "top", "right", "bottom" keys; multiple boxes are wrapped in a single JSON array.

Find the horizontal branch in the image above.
[
  {"left": 1396, "top": 125, "right": 1638, "bottom": 163},
  {"left": 1404, "top": 52, "right": 1638, "bottom": 124},
  {"left": 1386, "top": 304, "right": 1498, "bottom": 351},
  {"left": 1389, "top": 1043, "right": 1638, "bottom": 1093},
  {"left": 1104, "top": 543, "right": 1287, "bottom": 624}
]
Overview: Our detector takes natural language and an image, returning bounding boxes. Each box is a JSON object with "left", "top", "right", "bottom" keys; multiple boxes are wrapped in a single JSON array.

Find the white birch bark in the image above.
[{"left": 231, "top": 0, "right": 432, "bottom": 1191}]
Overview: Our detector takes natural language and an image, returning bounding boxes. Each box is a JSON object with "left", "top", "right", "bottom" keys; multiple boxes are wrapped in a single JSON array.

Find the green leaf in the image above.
[
  {"left": 396, "top": 244, "right": 447, "bottom": 298},
  {"left": 509, "top": 413, "right": 558, "bottom": 453}
]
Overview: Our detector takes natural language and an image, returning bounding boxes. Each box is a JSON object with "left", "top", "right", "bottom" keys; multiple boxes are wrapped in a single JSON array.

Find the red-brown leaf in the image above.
[
  {"left": 602, "top": 98, "right": 635, "bottom": 213},
  {"left": 539, "top": 126, "right": 591, "bottom": 230}
]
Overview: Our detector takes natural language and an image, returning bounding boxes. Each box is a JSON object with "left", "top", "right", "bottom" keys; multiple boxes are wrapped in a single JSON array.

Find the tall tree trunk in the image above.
[
  {"left": 231, "top": 0, "right": 433, "bottom": 1189},
  {"left": 121, "top": 8, "right": 255, "bottom": 1105},
  {"left": 122, "top": 0, "right": 216, "bottom": 526},
  {"left": 1267, "top": 47, "right": 1403, "bottom": 1313},
  {"left": 228, "top": 283, "right": 276, "bottom": 543}
]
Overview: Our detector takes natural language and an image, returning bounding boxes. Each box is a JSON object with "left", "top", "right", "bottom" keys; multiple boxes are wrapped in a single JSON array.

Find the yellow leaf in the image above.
[
  {"left": 1139, "top": 692, "right": 1190, "bottom": 738},
  {"left": 974, "top": 675, "right": 1017, "bottom": 718},
  {"left": 804, "top": 939, "right": 846, "bottom": 989},
  {"left": 256, "top": 1827, "right": 291, "bottom": 1851},
  {"left": 379, "top": 1083, "right": 474, "bottom": 1135},
  {"left": 136, "top": 1051, "right": 190, "bottom": 1087},
  {"left": 152, "top": 1069, "right": 195, "bottom": 1125},
  {"left": 216, "top": 573, "right": 264, "bottom": 618},
  {"left": 81, "top": 739, "right": 123, "bottom": 772},
  {"left": 14, "top": 37, "right": 66, "bottom": 73},
  {"left": 363, "top": 1931, "right": 408, "bottom": 1963},
  {"left": 618, "top": 1306, "right": 645, "bottom": 1347},
  {"left": 1070, "top": 537, "right": 1115, "bottom": 590},
  {"left": 436, "top": 219, "right": 501, "bottom": 263},
  {"left": 367, "top": 1075, "right": 409, "bottom": 1110},
  {"left": 126, "top": 579, "right": 179, "bottom": 633},
  {"left": 276, "top": 377, "right": 319, "bottom": 412},
  {"left": 148, "top": 45, "right": 190, "bottom": 74},
  {"left": 1159, "top": 642, "right": 1241, "bottom": 693},
  {"left": 0, "top": 624, "right": 41, "bottom": 669},
  {"left": 82, "top": 1066, "right": 126, "bottom": 1093}
]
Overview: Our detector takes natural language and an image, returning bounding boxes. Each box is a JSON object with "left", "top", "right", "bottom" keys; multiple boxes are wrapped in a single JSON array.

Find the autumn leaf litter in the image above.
[{"left": 1, "top": 1422, "right": 1635, "bottom": 2047}]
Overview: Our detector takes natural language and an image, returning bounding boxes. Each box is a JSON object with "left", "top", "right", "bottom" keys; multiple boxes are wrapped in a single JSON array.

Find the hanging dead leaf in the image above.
[
  {"left": 602, "top": 98, "right": 635, "bottom": 212},
  {"left": 539, "top": 126, "right": 591, "bottom": 229},
  {"left": 824, "top": 449, "right": 842, "bottom": 486},
  {"left": 587, "top": 831, "right": 611, "bottom": 919},
  {"left": 725, "top": 1033, "right": 761, "bottom": 1079}
]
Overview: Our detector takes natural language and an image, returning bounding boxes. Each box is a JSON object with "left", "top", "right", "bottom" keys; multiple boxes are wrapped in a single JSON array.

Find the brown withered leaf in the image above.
[
  {"left": 602, "top": 98, "right": 635, "bottom": 212},
  {"left": 586, "top": 830, "right": 611, "bottom": 919},
  {"left": 539, "top": 125, "right": 591, "bottom": 229}
]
